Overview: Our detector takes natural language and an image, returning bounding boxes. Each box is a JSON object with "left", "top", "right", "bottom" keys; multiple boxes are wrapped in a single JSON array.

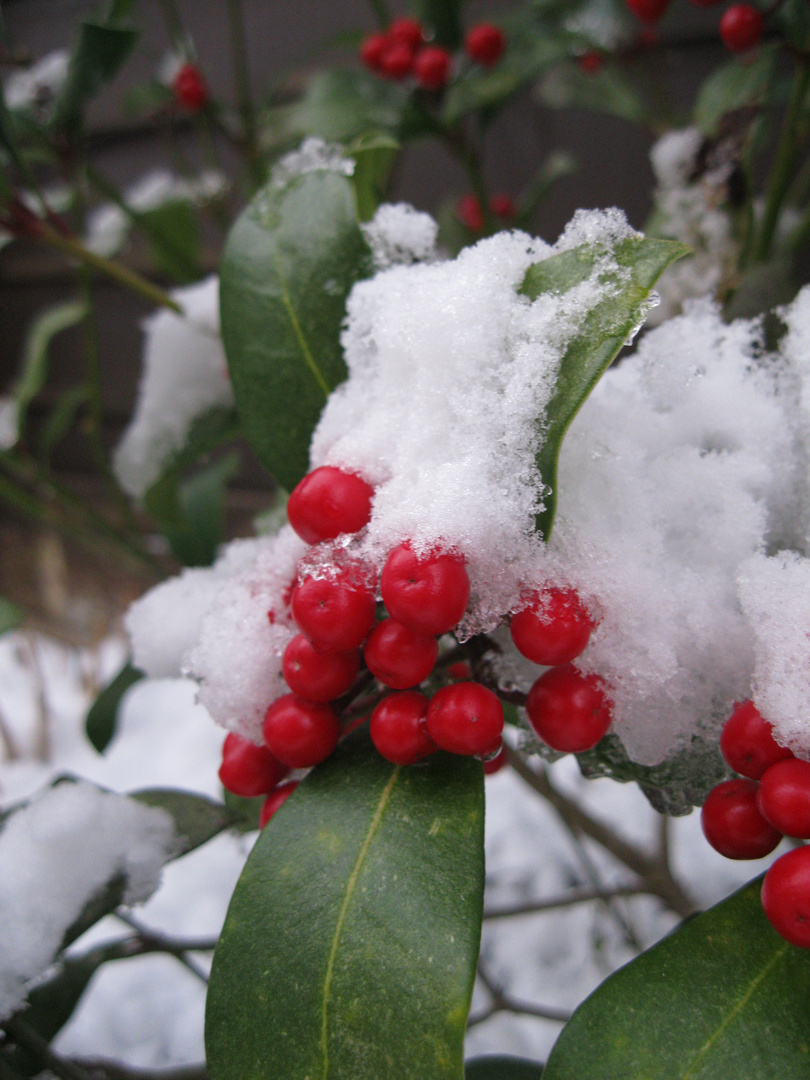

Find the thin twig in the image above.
[
  {"left": 484, "top": 882, "right": 650, "bottom": 919},
  {"left": 469, "top": 963, "right": 572, "bottom": 1027},
  {"left": 115, "top": 913, "right": 212, "bottom": 983}
]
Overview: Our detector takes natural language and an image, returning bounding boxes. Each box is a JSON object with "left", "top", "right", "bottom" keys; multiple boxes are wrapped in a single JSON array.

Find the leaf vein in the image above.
[{"left": 271, "top": 248, "right": 332, "bottom": 400}]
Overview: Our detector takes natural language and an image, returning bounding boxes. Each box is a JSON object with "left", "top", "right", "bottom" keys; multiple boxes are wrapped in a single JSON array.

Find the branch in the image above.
[{"left": 484, "top": 882, "right": 650, "bottom": 919}]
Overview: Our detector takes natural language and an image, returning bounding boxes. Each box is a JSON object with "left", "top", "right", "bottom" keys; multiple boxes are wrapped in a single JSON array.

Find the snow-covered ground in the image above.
[{"left": 0, "top": 630, "right": 776, "bottom": 1067}]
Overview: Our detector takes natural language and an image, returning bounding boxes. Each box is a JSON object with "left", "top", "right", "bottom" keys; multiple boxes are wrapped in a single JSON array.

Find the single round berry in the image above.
[
  {"left": 381, "top": 543, "right": 470, "bottom": 636},
  {"left": 757, "top": 759, "right": 810, "bottom": 838},
  {"left": 510, "top": 587, "right": 594, "bottom": 667},
  {"left": 262, "top": 693, "right": 340, "bottom": 768},
  {"left": 360, "top": 32, "right": 389, "bottom": 72},
  {"left": 525, "top": 664, "right": 612, "bottom": 753},
  {"left": 483, "top": 746, "right": 507, "bottom": 775},
  {"left": 291, "top": 570, "right": 377, "bottom": 652},
  {"left": 172, "top": 63, "right": 209, "bottom": 111},
  {"left": 287, "top": 466, "right": 374, "bottom": 545},
  {"left": 259, "top": 781, "right": 299, "bottom": 828},
  {"left": 370, "top": 691, "right": 437, "bottom": 765},
  {"left": 700, "top": 778, "right": 782, "bottom": 860},
  {"left": 719, "top": 4, "right": 763, "bottom": 51},
  {"left": 465, "top": 23, "right": 506, "bottom": 66},
  {"left": 414, "top": 46, "right": 452, "bottom": 90},
  {"left": 579, "top": 49, "right": 604, "bottom": 73},
  {"left": 388, "top": 16, "right": 425, "bottom": 49},
  {"left": 218, "top": 732, "right": 289, "bottom": 797},
  {"left": 457, "top": 194, "right": 484, "bottom": 232},
  {"left": 720, "top": 699, "right": 793, "bottom": 780},
  {"left": 447, "top": 660, "right": 473, "bottom": 681},
  {"left": 364, "top": 618, "right": 438, "bottom": 689},
  {"left": 380, "top": 41, "right": 415, "bottom": 79},
  {"left": 426, "top": 681, "right": 504, "bottom": 757},
  {"left": 625, "top": 0, "right": 669, "bottom": 22},
  {"left": 489, "top": 193, "right": 516, "bottom": 218},
  {"left": 282, "top": 634, "right": 360, "bottom": 702},
  {"left": 761, "top": 846, "right": 810, "bottom": 948}
]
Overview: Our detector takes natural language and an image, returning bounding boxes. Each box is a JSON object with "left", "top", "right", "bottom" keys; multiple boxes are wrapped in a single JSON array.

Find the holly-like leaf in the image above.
[
  {"left": 520, "top": 236, "right": 690, "bottom": 539},
  {"left": 131, "top": 788, "right": 233, "bottom": 856},
  {"left": 284, "top": 69, "right": 408, "bottom": 144},
  {"left": 543, "top": 876, "right": 810, "bottom": 1078},
  {"left": 694, "top": 46, "right": 778, "bottom": 135},
  {"left": 219, "top": 169, "right": 372, "bottom": 492},
  {"left": 51, "top": 21, "right": 139, "bottom": 135},
  {"left": 157, "top": 451, "right": 240, "bottom": 568},
  {"left": 85, "top": 661, "right": 143, "bottom": 753},
  {"left": 348, "top": 132, "right": 399, "bottom": 223},
  {"left": 206, "top": 733, "right": 485, "bottom": 1080},
  {"left": 466, "top": 1058, "right": 545, "bottom": 1079}
]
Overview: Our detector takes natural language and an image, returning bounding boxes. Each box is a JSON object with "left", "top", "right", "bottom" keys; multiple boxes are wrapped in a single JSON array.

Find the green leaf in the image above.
[
  {"left": 131, "top": 788, "right": 234, "bottom": 856},
  {"left": 37, "top": 384, "right": 90, "bottom": 464},
  {"left": 284, "top": 69, "right": 408, "bottom": 143},
  {"left": 51, "top": 21, "right": 139, "bottom": 135},
  {"left": 222, "top": 788, "right": 264, "bottom": 834},
  {"left": 159, "top": 451, "right": 240, "bottom": 567},
  {"left": 694, "top": 46, "right": 779, "bottom": 135},
  {"left": 416, "top": 0, "right": 465, "bottom": 48},
  {"left": 0, "top": 595, "right": 23, "bottom": 635},
  {"left": 85, "top": 661, "right": 143, "bottom": 753},
  {"left": 348, "top": 132, "right": 399, "bottom": 222},
  {"left": 137, "top": 199, "right": 202, "bottom": 283},
  {"left": 520, "top": 236, "right": 690, "bottom": 539},
  {"left": 537, "top": 61, "right": 648, "bottom": 126},
  {"left": 206, "top": 733, "right": 485, "bottom": 1080},
  {"left": 466, "top": 1058, "right": 545, "bottom": 1079},
  {"left": 220, "top": 169, "right": 372, "bottom": 492},
  {"left": 14, "top": 301, "right": 87, "bottom": 439},
  {"left": 543, "top": 876, "right": 810, "bottom": 1079},
  {"left": 13, "top": 948, "right": 112, "bottom": 1049}
]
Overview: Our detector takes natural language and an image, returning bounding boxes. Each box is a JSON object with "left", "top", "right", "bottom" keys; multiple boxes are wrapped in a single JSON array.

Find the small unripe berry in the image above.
[
  {"left": 282, "top": 634, "right": 360, "bottom": 702},
  {"left": 625, "top": 0, "right": 669, "bottom": 22},
  {"left": 427, "top": 681, "right": 504, "bottom": 756},
  {"left": 756, "top": 759, "right": 810, "bottom": 838},
  {"left": 218, "top": 733, "right": 289, "bottom": 797},
  {"left": 761, "top": 846, "right": 810, "bottom": 947},
  {"left": 465, "top": 23, "right": 506, "bottom": 66},
  {"left": 719, "top": 4, "right": 764, "bottom": 51},
  {"left": 720, "top": 699, "right": 793, "bottom": 780},
  {"left": 370, "top": 691, "right": 437, "bottom": 764},
  {"left": 288, "top": 466, "right": 374, "bottom": 545},
  {"left": 259, "top": 781, "right": 299, "bottom": 828},
  {"left": 701, "top": 778, "right": 782, "bottom": 860},
  {"left": 263, "top": 693, "right": 340, "bottom": 768},
  {"left": 291, "top": 569, "right": 377, "bottom": 652},
  {"left": 172, "top": 63, "right": 208, "bottom": 111},
  {"left": 414, "top": 46, "right": 452, "bottom": 90},
  {"left": 526, "top": 664, "right": 611, "bottom": 753},
  {"left": 364, "top": 618, "right": 438, "bottom": 689},
  {"left": 510, "top": 587, "right": 594, "bottom": 667},
  {"left": 381, "top": 543, "right": 470, "bottom": 636}
]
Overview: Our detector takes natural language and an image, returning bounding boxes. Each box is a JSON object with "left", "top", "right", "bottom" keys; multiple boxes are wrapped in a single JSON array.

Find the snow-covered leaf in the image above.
[{"left": 206, "top": 732, "right": 484, "bottom": 1080}]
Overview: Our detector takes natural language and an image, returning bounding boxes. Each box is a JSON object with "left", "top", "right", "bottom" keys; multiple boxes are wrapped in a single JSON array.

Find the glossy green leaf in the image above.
[
  {"left": 0, "top": 596, "right": 23, "bottom": 635},
  {"left": 466, "top": 1057, "right": 545, "bottom": 1079},
  {"left": 219, "top": 170, "right": 372, "bottom": 492},
  {"left": 132, "top": 788, "right": 234, "bottom": 855},
  {"left": 51, "top": 21, "right": 139, "bottom": 134},
  {"left": 544, "top": 876, "right": 810, "bottom": 1079},
  {"left": 348, "top": 132, "right": 399, "bottom": 222},
  {"left": 158, "top": 451, "right": 240, "bottom": 567},
  {"left": 85, "top": 661, "right": 143, "bottom": 753},
  {"left": 14, "top": 301, "right": 87, "bottom": 439},
  {"left": 285, "top": 69, "right": 408, "bottom": 143},
  {"left": 520, "top": 236, "right": 690, "bottom": 539},
  {"left": 695, "top": 46, "right": 779, "bottom": 135},
  {"left": 206, "top": 733, "right": 485, "bottom": 1080}
]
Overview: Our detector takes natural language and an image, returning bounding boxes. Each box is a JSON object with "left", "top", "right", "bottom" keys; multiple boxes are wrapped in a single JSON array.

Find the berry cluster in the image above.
[
  {"left": 359, "top": 17, "right": 505, "bottom": 91},
  {"left": 218, "top": 732, "right": 298, "bottom": 828},
  {"left": 623, "top": 0, "right": 764, "bottom": 52},
  {"left": 701, "top": 700, "right": 810, "bottom": 947}
]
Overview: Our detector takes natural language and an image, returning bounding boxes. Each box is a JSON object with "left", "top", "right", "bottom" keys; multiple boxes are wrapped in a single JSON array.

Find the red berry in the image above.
[
  {"left": 291, "top": 569, "right": 377, "bottom": 652},
  {"left": 457, "top": 194, "right": 484, "bottom": 232},
  {"left": 525, "top": 664, "right": 611, "bottom": 753},
  {"left": 483, "top": 746, "right": 507, "bottom": 775},
  {"left": 388, "top": 17, "right": 425, "bottom": 50},
  {"left": 259, "top": 781, "right": 299, "bottom": 828},
  {"left": 761, "top": 846, "right": 810, "bottom": 947},
  {"left": 381, "top": 543, "right": 470, "bottom": 636},
  {"left": 262, "top": 693, "right": 340, "bottom": 768},
  {"left": 465, "top": 23, "right": 506, "bottom": 66},
  {"left": 489, "top": 193, "right": 516, "bottom": 218},
  {"left": 370, "top": 691, "right": 437, "bottom": 765},
  {"left": 360, "top": 32, "right": 390, "bottom": 71},
  {"left": 364, "top": 618, "right": 438, "bottom": 689},
  {"left": 380, "top": 41, "right": 415, "bottom": 79},
  {"left": 719, "top": 4, "right": 763, "bottom": 50},
  {"left": 218, "top": 732, "right": 289, "bottom": 797},
  {"left": 282, "top": 634, "right": 360, "bottom": 702},
  {"left": 720, "top": 699, "right": 793, "bottom": 780},
  {"left": 426, "top": 682, "right": 504, "bottom": 756},
  {"left": 414, "top": 46, "right": 452, "bottom": 90},
  {"left": 579, "top": 49, "right": 604, "bottom": 73},
  {"left": 447, "top": 661, "right": 473, "bottom": 681},
  {"left": 172, "top": 63, "right": 208, "bottom": 111},
  {"left": 757, "top": 759, "right": 810, "bottom": 838},
  {"left": 700, "top": 778, "right": 782, "bottom": 860},
  {"left": 625, "top": 0, "right": 669, "bottom": 22},
  {"left": 510, "top": 587, "right": 594, "bottom": 667},
  {"left": 288, "top": 466, "right": 374, "bottom": 545}
]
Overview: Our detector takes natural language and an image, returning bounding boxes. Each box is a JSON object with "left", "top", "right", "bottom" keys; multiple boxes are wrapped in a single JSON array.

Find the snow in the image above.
[
  {"left": 3, "top": 51, "right": 69, "bottom": 114},
  {"left": 362, "top": 202, "right": 439, "bottom": 268}
]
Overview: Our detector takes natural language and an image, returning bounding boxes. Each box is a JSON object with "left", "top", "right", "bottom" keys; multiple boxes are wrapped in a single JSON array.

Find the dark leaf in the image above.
[
  {"left": 131, "top": 788, "right": 233, "bottom": 856},
  {"left": 51, "top": 22, "right": 139, "bottom": 135},
  {"left": 85, "top": 661, "right": 143, "bottom": 753},
  {"left": 466, "top": 1058, "right": 545, "bottom": 1079},
  {"left": 159, "top": 451, "right": 240, "bottom": 567},
  {"left": 694, "top": 46, "right": 778, "bottom": 135},
  {"left": 14, "top": 301, "right": 87, "bottom": 440}
]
